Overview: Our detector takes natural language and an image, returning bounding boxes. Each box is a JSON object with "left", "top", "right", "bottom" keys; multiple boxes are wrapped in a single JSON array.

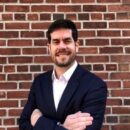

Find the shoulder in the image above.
[
  {"left": 77, "top": 65, "right": 106, "bottom": 87},
  {"left": 33, "top": 70, "right": 52, "bottom": 83}
]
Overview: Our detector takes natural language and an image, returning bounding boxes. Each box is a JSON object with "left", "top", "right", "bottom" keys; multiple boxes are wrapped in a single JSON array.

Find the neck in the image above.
[{"left": 54, "top": 61, "right": 75, "bottom": 79}]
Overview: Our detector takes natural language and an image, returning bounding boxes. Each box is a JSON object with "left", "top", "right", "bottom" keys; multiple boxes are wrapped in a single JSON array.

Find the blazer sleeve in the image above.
[
  {"left": 19, "top": 79, "right": 37, "bottom": 130},
  {"left": 19, "top": 77, "right": 67, "bottom": 130},
  {"left": 81, "top": 81, "right": 107, "bottom": 130}
]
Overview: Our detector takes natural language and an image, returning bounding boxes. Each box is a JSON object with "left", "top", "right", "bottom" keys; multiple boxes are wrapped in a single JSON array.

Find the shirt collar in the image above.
[{"left": 52, "top": 61, "right": 78, "bottom": 82}]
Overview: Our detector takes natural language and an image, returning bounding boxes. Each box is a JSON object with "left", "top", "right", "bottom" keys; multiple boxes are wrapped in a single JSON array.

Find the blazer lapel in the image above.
[
  {"left": 56, "top": 65, "right": 85, "bottom": 119},
  {"left": 43, "top": 71, "right": 57, "bottom": 115}
]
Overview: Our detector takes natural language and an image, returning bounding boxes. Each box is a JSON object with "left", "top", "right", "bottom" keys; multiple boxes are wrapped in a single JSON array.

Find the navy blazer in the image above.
[{"left": 19, "top": 65, "right": 107, "bottom": 130}]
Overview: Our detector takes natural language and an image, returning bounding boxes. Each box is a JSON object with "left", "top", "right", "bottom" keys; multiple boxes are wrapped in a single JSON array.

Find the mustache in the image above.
[{"left": 55, "top": 49, "right": 71, "bottom": 56}]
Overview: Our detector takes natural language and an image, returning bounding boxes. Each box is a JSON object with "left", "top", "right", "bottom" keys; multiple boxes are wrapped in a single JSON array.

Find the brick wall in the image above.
[{"left": 0, "top": 0, "right": 130, "bottom": 130}]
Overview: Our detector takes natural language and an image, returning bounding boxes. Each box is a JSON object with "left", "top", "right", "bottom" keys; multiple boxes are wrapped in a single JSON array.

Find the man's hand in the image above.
[
  {"left": 30, "top": 109, "right": 42, "bottom": 126},
  {"left": 63, "top": 111, "right": 93, "bottom": 130}
]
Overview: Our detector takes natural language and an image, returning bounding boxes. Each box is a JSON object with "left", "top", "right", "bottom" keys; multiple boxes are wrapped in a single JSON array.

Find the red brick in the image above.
[
  {"left": 8, "top": 109, "right": 22, "bottom": 116},
  {"left": 0, "top": 92, "right": 6, "bottom": 98},
  {"left": 123, "top": 31, "right": 130, "bottom": 36},
  {"left": 85, "top": 56, "right": 109, "bottom": 63},
  {"left": 8, "top": 74, "right": 32, "bottom": 81},
  {"left": 112, "top": 125, "right": 130, "bottom": 130},
  {"left": 0, "top": 31, "right": 18, "bottom": 38},
  {"left": 79, "top": 31, "right": 95, "bottom": 37},
  {"left": 30, "top": 65, "right": 41, "bottom": 72},
  {"left": 118, "top": 64, "right": 129, "bottom": 71},
  {"left": 15, "top": 14, "right": 25, "bottom": 20},
  {"left": 34, "top": 56, "right": 52, "bottom": 63},
  {"left": 83, "top": 5, "right": 106, "bottom": 12},
  {"left": 46, "top": 0, "right": 69, "bottom": 3},
  {"left": 106, "top": 64, "right": 117, "bottom": 71},
  {"left": 111, "top": 39, "right": 130, "bottom": 45},
  {"left": 91, "top": 13, "right": 102, "bottom": 20},
  {"left": 20, "top": 0, "right": 43, "bottom": 3},
  {"left": 27, "top": 13, "right": 38, "bottom": 21},
  {"left": 5, "top": 23, "right": 29, "bottom": 29},
  {"left": 31, "top": 5, "right": 55, "bottom": 12},
  {"left": 113, "top": 107, "right": 130, "bottom": 114},
  {"left": 72, "top": 0, "right": 94, "bottom": 2},
  {"left": 0, "top": 40, "right": 6, "bottom": 46},
  {"left": 79, "top": 47, "right": 97, "bottom": 54},
  {"left": 78, "top": 13, "right": 89, "bottom": 20},
  {"left": 58, "top": 5, "right": 81, "bottom": 12},
  {"left": 40, "top": 14, "right": 51, "bottom": 20},
  {"left": 108, "top": 5, "right": 130, "bottom": 12},
  {"left": 123, "top": 0, "right": 130, "bottom": 3},
  {"left": 19, "top": 82, "right": 32, "bottom": 89},
  {"left": 34, "top": 39, "right": 47, "bottom": 46},
  {"left": 125, "top": 47, "right": 130, "bottom": 53},
  {"left": 8, "top": 57, "right": 32, "bottom": 64},
  {"left": 7, "top": 91, "right": 29, "bottom": 98},
  {"left": 111, "top": 55, "right": 130, "bottom": 62},
  {"left": 83, "top": 22, "right": 107, "bottom": 29},
  {"left": 101, "top": 125, "right": 109, "bottom": 130},
  {"left": 111, "top": 89, "right": 130, "bottom": 97},
  {"left": 0, "top": 57, "right": 6, "bottom": 64},
  {"left": 0, "top": 5, "right": 3, "bottom": 11},
  {"left": 66, "top": 14, "right": 77, "bottom": 20},
  {"left": 0, "top": 74, "right": 6, "bottom": 81},
  {"left": 117, "top": 12, "right": 129, "bottom": 20},
  {"left": 124, "top": 99, "right": 130, "bottom": 105},
  {"left": 43, "top": 65, "right": 53, "bottom": 72},
  {"left": 93, "top": 64, "right": 104, "bottom": 71},
  {"left": 0, "top": 83, "right": 17, "bottom": 89},
  {"left": 0, "top": 48, "right": 20, "bottom": 55},
  {"left": 7, "top": 127, "right": 19, "bottom": 130},
  {"left": 8, "top": 40, "right": 32, "bottom": 46},
  {"left": 97, "top": 0, "right": 120, "bottom": 2},
  {"left": 123, "top": 81, "right": 130, "bottom": 88},
  {"left": 21, "top": 31, "right": 44, "bottom": 38},
  {"left": 0, "top": 100, "right": 18, "bottom": 107},
  {"left": 106, "top": 81, "right": 121, "bottom": 88},
  {"left": 111, "top": 72, "right": 130, "bottom": 80},
  {"left": 100, "top": 47, "right": 123, "bottom": 54},
  {"left": 0, "top": 109, "right": 6, "bottom": 116},
  {"left": 104, "top": 13, "right": 115, "bottom": 20},
  {"left": 22, "top": 48, "right": 47, "bottom": 55},
  {"left": 109, "top": 22, "right": 130, "bottom": 28},
  {"left": 106, "top": 116, "right": 118, "bottom": 123},
  {"left": 2, "top": 14, "right": 13, "bottom": 21},
  {"left": 31, "top": 22, "right": 50, "bottom": 29},
  {"left": 85, "top": 39, "right": 109, "bottom": 46},
  {"left": 0, "top": 0, "right": 17, "bottom": 2},
  {"left": 120, "top": 116, "right": 130, "bottom": 123},
  {"left": 5, "top": 5, "right": 29, "bottom": 12},
  {"left": 3, "top": 118, "right": 15, "bottom": 125},
  {"left": 17, "top": 65, "right": 28, "bottom": 72},
  {"left": 97, "top": 30, "right": 120, "bottom": 37},
  {"left": 107, "top": 99, "right": 122, "bottom": 106}
]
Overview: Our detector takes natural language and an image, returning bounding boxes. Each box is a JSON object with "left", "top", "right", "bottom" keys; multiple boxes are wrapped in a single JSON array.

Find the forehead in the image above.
[{"left": 51, "top": 29, "right": 72, "bottom": 39}]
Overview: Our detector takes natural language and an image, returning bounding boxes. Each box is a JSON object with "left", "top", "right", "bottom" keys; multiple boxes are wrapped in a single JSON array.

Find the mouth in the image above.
[{"left": 55, "top": 51, "right": 70, "bottom": 56}]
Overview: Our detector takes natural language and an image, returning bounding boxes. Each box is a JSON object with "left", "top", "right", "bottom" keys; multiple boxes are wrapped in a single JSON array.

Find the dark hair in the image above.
[{"left": 47, "top": 19, "right": 78, "bottom": 43}]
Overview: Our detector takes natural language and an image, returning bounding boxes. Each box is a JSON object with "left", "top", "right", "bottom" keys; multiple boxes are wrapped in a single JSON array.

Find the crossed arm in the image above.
[{"left": 31, "top": 109, "right": 93, "bottom": 130}]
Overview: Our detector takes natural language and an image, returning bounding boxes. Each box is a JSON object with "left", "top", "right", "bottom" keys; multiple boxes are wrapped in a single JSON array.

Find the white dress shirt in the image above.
[{"left": 52, "top": 61, "right": 78, "bottom": 110}]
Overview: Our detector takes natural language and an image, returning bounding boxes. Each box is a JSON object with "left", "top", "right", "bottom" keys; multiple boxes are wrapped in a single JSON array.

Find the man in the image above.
[{"left": 19, "top": 19, "right": 107, "bottom": 130}]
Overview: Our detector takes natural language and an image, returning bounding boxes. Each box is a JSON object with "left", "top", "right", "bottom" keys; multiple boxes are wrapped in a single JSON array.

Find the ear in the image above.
[
  {"left": 75, "top": 40, "right": 79, "bottom": 53},
  {"left": 47, "top": 43, "right": 51, "bottom": 54}
]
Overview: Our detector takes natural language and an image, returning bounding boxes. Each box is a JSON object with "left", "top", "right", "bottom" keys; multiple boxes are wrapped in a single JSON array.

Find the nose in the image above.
[{"left": 58, "top": 41, "right": 66, "bottom": 49}]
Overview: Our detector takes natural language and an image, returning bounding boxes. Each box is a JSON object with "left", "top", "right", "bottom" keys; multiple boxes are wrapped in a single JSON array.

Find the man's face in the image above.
[{"left": 48, "top": 28, "right": 79, "bottom": 67}]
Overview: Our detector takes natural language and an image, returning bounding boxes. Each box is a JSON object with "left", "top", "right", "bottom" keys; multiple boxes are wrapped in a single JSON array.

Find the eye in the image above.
[
  {"left": 52, "top": 40, "right": 60, "bottom": 45},
  {"left": 64, "top": 39, "right": 72, "bottom": 44}
]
